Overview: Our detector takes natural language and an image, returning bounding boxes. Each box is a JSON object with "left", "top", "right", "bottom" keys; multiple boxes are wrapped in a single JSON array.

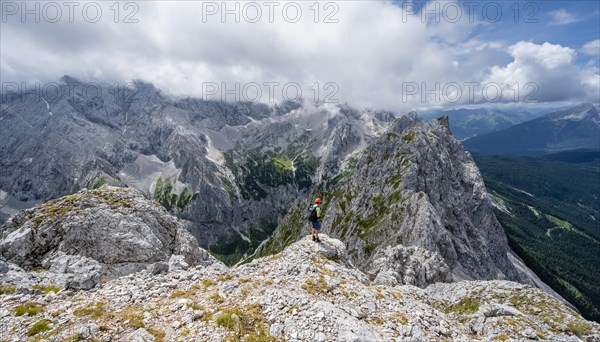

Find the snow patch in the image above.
[{"left": 554, "top": 108, "right": 596, "bottom": 122}]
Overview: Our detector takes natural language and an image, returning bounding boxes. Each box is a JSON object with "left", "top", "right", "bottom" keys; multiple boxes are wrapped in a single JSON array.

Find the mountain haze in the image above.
[
  {"left": 463, "top": 104, "right": 600, "bottom": 156},
  {"left": 419, "top": 108, "right": 539, "bottom": 141}
]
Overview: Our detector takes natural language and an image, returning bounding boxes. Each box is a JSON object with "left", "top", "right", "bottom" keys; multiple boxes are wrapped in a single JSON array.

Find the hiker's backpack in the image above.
[{"left": 308, "top": 205, "right": 319, "bottom": 222}]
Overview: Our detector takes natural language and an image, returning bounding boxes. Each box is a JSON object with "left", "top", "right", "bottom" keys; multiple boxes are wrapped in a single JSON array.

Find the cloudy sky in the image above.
[{"left": 1, "top": 0, "right": 599, "bottom": 111}]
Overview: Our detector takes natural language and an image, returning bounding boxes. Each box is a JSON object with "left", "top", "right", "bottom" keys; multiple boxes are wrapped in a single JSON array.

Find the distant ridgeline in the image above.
[{"left": 464, "top": 104, "right": 600, "bottom": 156}]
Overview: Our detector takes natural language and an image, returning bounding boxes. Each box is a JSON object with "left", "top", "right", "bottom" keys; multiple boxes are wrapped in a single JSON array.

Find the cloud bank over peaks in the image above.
[{"left": 1, "top": 1, "right": 598, "bottom": 111}]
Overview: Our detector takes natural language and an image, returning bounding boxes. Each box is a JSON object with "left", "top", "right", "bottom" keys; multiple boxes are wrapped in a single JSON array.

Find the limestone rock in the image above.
[
  {"left": 43, "top": 252, "right": 103, "bottom": 290},
  {"left": 0, "top": 256, "right": 7, "bottom": 274},
  {"left": 371, "top": 245, "right": 451, "bottom": 287},
  {"left": 261, "top": 116, "right": 534, "bottom": 289},
  {"left": 0, "top": 235, "right": 597, "bottom": 342},
  {"left": 0, "top": 186, "right": 224, "bottom": 290},
  {"left": 128, "top": 328, "right": 155, "bottom": 342},
  {"left": 148, "top": 262, "right": 169, "bottom": 275}
]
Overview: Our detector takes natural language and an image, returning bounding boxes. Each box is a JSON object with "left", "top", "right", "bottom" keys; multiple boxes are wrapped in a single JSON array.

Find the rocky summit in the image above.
[
  {"left": 1, "top": 93, "right": 599, "bottom": 340},
  {"left": 0, "top": 233, "right": 599, "bottom": 341}
]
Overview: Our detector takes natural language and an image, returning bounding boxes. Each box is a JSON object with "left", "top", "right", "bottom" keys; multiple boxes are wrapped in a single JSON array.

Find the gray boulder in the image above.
[
  {"left": 147, "top": 262, "right": 169, "bottom": 275},
  {"left": 128, "top": 328, "right": 155, "bottom": 342},
  {"left": 42, "top": 252, "right": 103, "bottom": 290},
  {"left": 168, "top": 254, "right": 190, "bottom": 272},
  {"left": 0, "top": 186, "right": 223, "bottom": 289}
]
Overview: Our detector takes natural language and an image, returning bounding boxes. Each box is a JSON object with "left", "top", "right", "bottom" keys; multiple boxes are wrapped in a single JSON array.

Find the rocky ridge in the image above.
[
  {"left": 1, "top": 232, "right": 599, "bottom": 341},
  {"left": 258, "top": 116, "right": 538, "bottom": 291}
]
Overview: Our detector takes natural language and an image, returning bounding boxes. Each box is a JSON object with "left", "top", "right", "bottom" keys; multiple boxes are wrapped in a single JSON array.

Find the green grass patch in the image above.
[
  {"left": 567, "top": 320, "right": 594, "bottom": 337},
  {"left": 0, "top": 286, "right": 16, "bottom": 295},
  {"left": 445, "top": 297, "right": 480, "bottom": 315},
  {"left": 215, "top": 304, "right": 276, "bottom": 341},
  {"left": 272, "top": 156, "right": 294, "bottom": 171},
  {"left": 73, "top": 301, "right": 105, "bottom": 318},
  {"left": 27, "top": 320, "right": 51, "bottom": 336},
  {"left": 402, "top": 132, "right": 415, "bottom": 143},
  {"left": 147, "top": 327, "right": 166, "bottom": 342},
  {"left": 216, "top": 312, "right": 239, "bottom": 330},
  {"left": 301, "top": 275, "right": 328, "bottom": 296},
  {"left": 14, "top": 302, "right": 44, "bottom": 317},
  {"left": 33, "top": 285, "right": 61, "bottom": 294}
]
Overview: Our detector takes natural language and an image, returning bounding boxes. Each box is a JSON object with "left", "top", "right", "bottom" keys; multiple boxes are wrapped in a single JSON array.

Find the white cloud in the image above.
[
  {"left": 581, "top": 39, "right": 600, "bottom": 57},
  {"left": 484, "top": 42, "right": 599, "bottom": 103},
  {"left": 0, "top": 1, "right": 598, "bottom": 111},
  {"left": 548, "top": 9, "right": 579, "bottom": 25}
]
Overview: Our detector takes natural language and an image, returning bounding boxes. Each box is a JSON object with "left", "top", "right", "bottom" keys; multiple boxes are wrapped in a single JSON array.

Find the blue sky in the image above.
[{"left": 398, "top": 0, "right": 599, "bottom": 65}]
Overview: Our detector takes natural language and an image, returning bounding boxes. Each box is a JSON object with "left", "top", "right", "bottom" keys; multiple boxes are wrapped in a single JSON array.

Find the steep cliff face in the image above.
[{"left": 258, "top": 116, "right": 527, "bottom": 287}]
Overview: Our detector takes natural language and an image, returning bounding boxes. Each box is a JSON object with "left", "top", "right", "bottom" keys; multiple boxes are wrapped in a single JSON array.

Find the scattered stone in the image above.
[
  {"left": 0, "top": 213, "right": 598, "bottom": 342},
  {"left": 128, "top": 328, "right": 155, "bottom": 342}
]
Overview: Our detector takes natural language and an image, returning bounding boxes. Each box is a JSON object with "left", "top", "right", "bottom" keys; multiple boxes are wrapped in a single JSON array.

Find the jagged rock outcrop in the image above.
[
  {"left": 258, "top": 116, "right": 530, "bottom": 288},
  {"left": 370, "top": 245, "right": 451, "bottom": 287},
  {"left": 0, "top": 235, "right": 597, "bottom": 341},
  {"left": 0, "top": 186, "right": 222, "bottom": 290}
]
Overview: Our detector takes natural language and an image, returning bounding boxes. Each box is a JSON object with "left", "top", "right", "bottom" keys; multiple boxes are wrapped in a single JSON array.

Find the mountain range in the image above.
[
  {"left": 1, "top": 76, "right": 599, "bottom": 335},
  {"left": 418, "top": 108, "right": 539, "bottom": 141},
  {"left": 0, "top": 76, "right": 398, "bottom": 263},
  {"left": 463, "top": 104, "right": 600, "bottom": 156}
]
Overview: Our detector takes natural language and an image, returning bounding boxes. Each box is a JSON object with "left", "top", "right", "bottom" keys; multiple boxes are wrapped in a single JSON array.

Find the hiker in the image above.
[{"left": 310, "top": 198, "right": 322, "bottom": 243}]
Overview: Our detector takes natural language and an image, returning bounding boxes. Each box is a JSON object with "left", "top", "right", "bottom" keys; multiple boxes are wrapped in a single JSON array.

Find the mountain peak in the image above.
[
  {"left": 259, "top": 117, "right": 532, "bottom": 287},
  {"left": 464, "top": 103, "right": 600, "bottom": 155},
  {"left": 546, "top": 103, "right": 599, "bottom": 123}
]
